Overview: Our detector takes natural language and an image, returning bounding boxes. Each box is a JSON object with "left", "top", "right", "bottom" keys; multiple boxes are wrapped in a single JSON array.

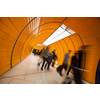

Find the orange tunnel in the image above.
[{"left": 0, "top": 17, "right": 100, "bottom": 84}]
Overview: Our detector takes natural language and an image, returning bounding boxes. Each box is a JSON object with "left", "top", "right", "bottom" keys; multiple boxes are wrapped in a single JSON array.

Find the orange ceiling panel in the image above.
[
  {"left": 68, "top": 17, "right": 91, "bottom": 31},
  {"left": 80, "top": 17, "right": 100, "bottom": 27},
  {"left": 63, "top": 17, "right": 82, "bottom": 33}
]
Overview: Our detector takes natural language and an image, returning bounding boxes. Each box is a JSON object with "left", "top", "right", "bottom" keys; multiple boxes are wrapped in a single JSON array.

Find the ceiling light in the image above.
[
  {"left": 45, "top": 31, "right": 71, "bottom": 46},
  {"left": 37, "top": 44, "right": 43, "bottom": 46},
  {"left": 42, "top": 24, "right": 75, "bottom": 46},
  {"left": 61, "top": 24, "right": 67, "bottom": 30},
  {"left": 67, "top": 29, "right": 75, "bottom": 34}
]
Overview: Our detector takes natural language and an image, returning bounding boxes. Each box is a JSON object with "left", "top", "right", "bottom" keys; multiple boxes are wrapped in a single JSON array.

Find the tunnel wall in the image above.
[
  {"left": 0, "top": 17, "right": 100, "bottom": 84},
  {"left": 0, "top": 17, "right": 36, "bottom": 75}
]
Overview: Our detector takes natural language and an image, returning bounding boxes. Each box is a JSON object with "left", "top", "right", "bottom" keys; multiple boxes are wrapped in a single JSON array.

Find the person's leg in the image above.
[
  {"left": 74, "top": 74, "right": 78, "bottom": 84},
  {"left": 66, "top": 65, "right": 73, "bottom": 77},
  {"left": 44, "top": 62, "right": 48, "bottom": 68},
  {"left": 77, "top": 73, "right": 83, "bottom": 84},
  {"left": 51, "top": 61, "right": 54, "bottom": 67},
  {"left": 41, "top": 57, "right": 46, "bottom": 70},
  {"left": 59, "top": 65, "right": 63, "bottom": 76},
  {"left": 38, "top": 56, "right": 42, "bottom": 66},
  {"left": 47, "top": 62, "right": 51, "bottom": 70},
  {"left": 63, "top": 64, "right": 68, "bottom": 71},
  {"left": 74, "top": 72, "right": 82, "bottom": 84},
  {"left": 52, "top": 59, "right": 56, "bottom": 67},
  {"left": 38, "top": 58, "right": 41, "bottom": 66}
]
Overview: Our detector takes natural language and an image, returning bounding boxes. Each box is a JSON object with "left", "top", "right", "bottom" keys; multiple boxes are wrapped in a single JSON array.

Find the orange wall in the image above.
[{"left": 0, "top": 17, "right": 34, "bottom": 75}]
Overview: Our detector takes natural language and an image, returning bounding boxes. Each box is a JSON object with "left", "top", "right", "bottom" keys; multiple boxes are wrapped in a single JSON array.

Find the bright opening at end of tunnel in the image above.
[{"left": 42, "top": 24, "right": 76, "bottom": 46}]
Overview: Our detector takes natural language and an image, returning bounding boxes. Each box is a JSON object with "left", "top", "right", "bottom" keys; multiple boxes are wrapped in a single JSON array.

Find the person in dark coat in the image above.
[
  {"left": 66, "top": 53, "right": 83, "bottom": 84},
  {"left": 41, "top": 46, "right": 50, "bottom": 70},
  {"left": 44, "top": 53, "right": 53, "bottom": 70},
  {"left": 38, "top": 48, "right": 45, "bottom": 66},
  {"left": 51, "top": 49, "right": 56, "bottom": 67}
]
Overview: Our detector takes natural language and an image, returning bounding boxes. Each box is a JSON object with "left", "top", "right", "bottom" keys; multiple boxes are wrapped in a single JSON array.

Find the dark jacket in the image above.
[{"left": 47, "top": 55, "right": 53, "bottom": 62}]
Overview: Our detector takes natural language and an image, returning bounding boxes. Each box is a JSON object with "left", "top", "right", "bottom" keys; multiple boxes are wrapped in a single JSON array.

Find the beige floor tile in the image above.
[
  {"left": 52, "top": 75, "right": 63, "bottom": 84},
  {"left": 0, "top": 78, "right": 12, "bottom": 84},
  {"left": 52, "top": 78, "right": 63, "bottom": 84},
  {"left": 13, "top": 65, "right": 23, "bottom": 70},
  {"left": 25, "top": 74, "right": 43, "bottom": 83},
  {"left": 50, "top": 66, "right": 56, "bottom": 71},
  {"left": 39, "top": 73, "right": 47, "bottom": 79},
  {"left": 52, "top": 71, "right": 64, "bottom": 80},
  {"left": 26, "top": 70, "right": 35, "bottom": 74},
  {"left": 45, "top": 71, "right": 55, "bottom": 77},
  {"left": 9, "top": 79, "right": 34, "bottom": 84},
  {"left": 30, "top": 64, "right": 37, "bottom": 68},
  {"left": 82, "top": 79, "right": 90, "bottom": 84},
  {"left": 42, "top": 76, "right": 57, "bottom": 84},
  {"left": 10, "top": 75, "right": 26, "bottom": 80},
  {"left": 20, "top": 67, "right": 33, "bottom": 72},
  {"left": 34, "top": 67, "right": 43, "bottom": 73},
  {"left": 34, "top": 82, "right": 43, "bottom": 84},
  {"left": 0, "top": 70, "right": 26, "bottom": 78}
]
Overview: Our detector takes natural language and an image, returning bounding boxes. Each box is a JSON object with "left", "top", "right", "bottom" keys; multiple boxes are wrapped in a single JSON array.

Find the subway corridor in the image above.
[{"left": 0, "top": 17, "right": 100, "bottom": 84}]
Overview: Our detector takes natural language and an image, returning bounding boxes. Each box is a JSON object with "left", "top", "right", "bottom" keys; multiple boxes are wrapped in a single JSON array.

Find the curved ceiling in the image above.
[{"left": 0, "top": 17, "right": 100, "bottom": 84}]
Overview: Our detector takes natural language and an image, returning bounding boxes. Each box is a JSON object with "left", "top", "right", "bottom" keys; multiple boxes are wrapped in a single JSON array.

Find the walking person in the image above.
[
  {"left": 41, "top": 46, "right": 50, "bottom": 70},
  {"left": 66, "top": 53, "right": 83, "bottom": 84},
  {"left": 51, "top": 49, "right": 56, "bottom": 67},
  {"left": 37, "top": 48, "right": 45, "bottom": 66},
  {"left": 62, "top": 52, "right": 84, "bottom": 84},
  {"left": 57, "top": 50, "right": 71, "bottom": 76},
  {"left": 44, "top": 53, "right": 53, "bottom": 70}
]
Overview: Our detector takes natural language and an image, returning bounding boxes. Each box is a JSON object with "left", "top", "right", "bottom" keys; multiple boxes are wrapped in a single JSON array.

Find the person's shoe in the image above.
[
  {"left": 60, "top": 73, "right": 62, "bottom": 76},
  {"left": 56, "top": 69, "right": 59, "bottom": 72},
  {"left": 62, "top": 81, "right": 66, "bottom": 84},
  {"left": 41, "top": 68, "right": 43, "bottom": 70},
  {"left": 47, "top": 68, "right": 49, "bottom": 70},
  {"left": 38, "top": 63, "right": 40, "bottom": 66},
  {"left": 44, "top": 67, "right": 46, "bottom": 69}
]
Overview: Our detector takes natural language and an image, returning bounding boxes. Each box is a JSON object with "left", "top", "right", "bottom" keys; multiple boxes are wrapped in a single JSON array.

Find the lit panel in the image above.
[{"left": 42, "top": 24, "right": 75, "bottom": 46}]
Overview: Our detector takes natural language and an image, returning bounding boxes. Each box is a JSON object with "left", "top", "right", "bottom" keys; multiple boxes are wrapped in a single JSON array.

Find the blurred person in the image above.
[
  {"left": 57, "top": 50, "right": 71, "bottom": 76},
  {"left": 62, "top": 45, "right": 91, "bottom": 84},
  {"left": 35, "top": 49, "right": 38, "bottom": 55},
  {"left": 52, "top": 54, "right": 58, "bottom": 67},
  {"left": 44, "top": 53, "right": 53, "bottom": 70},
  {"left": 39, "top": 48, "right": 45, "bottom": 55},
  {"left": 65, "top": 53, "right": 83, "bottom": 84},
  {"left": 41, "top": 46, "right": 50, "bottom": 70},
  {"left": 76, "top": 45, "right": 90, "bottom": 77},
  {"left": 37, "top": 48, "right": 45, "bottom": 66},
  {"left": 33, "top": 49, "right": 36, "bottom": 55},
  {"left": 78, "top": 45, "right": 87, "bottom": 69},
  {"left": 51, "top": 49, "right": 56, "bottom": 67}
]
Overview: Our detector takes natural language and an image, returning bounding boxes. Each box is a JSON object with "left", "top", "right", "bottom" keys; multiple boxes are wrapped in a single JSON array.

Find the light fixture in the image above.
[
  {"left": 37, "top": 44, "right": 43, "bottom": 46},
  {"left": 42, "top": 24, "right": 75, "bottom": 46},
  {"left": 42, "top": 27, "right": 64, "bottom": 45}
]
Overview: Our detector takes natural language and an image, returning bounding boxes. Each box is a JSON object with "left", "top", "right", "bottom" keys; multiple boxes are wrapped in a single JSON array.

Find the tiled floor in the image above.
[{"left": 0, "top": 53, "right": 90, "bottom": 84}]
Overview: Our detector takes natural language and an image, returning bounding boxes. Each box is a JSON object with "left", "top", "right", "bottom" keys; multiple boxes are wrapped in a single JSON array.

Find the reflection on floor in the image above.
[{"left": 0, "top": 53, "right": 90, "bottom": 84}]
